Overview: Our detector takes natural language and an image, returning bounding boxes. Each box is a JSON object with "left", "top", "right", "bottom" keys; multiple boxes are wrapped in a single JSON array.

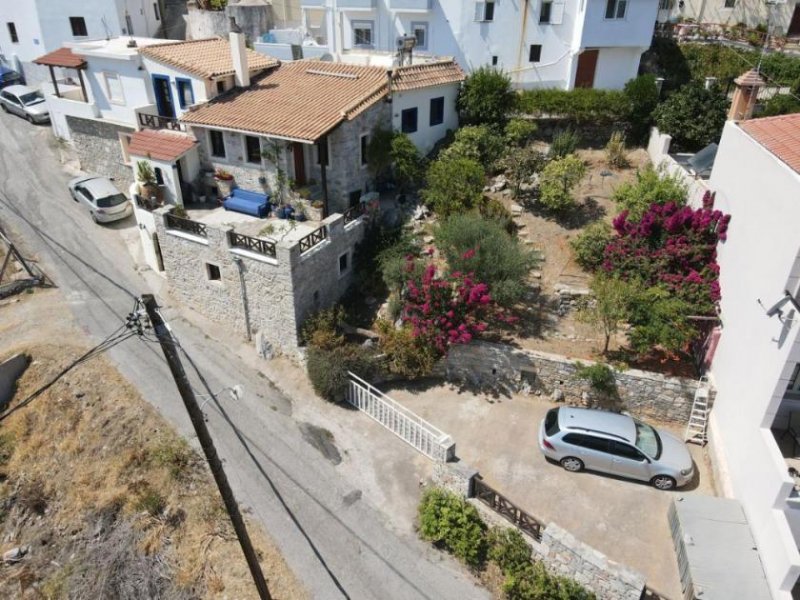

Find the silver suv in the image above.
[{"left": 538, "top": 406, "right": 694, "bottom": 490}]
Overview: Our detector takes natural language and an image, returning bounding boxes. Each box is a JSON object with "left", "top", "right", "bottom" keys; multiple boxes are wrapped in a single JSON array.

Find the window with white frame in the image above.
[
  {"left": 604, "top": 0, "right": 627, "bottom": 19},
  {"left": 209, "top": 130, "right": 226, "bottom": 158},
  {"left": 352, "top": 21, "right": 374, "bottom": 47},
  {"left": 176, "top": 79, "right": 194, "bottom": 108},
  {"left": 411, "top": 22, "right": 428, "bottom": 50},
  {"left": 474, "top": 1, "right": 496, "bottom": 21},
  {"left": 69, "top": 17, "right": 87, "bottom": 37},
  {"left": 723, "top": 0, "right": 735, "bottom": 7},
  {"left": 104, "top": 72, "right": 124, "bottom": 104},
  {"left": 540, "top": 1, "right": 552, "bottom": 23}
]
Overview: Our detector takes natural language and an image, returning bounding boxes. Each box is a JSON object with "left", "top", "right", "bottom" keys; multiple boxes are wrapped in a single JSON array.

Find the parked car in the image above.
[
  {"left": 0, "top": 85, "right": 49, "bottom": 123},
  {"left": 68, "top": 176, "right": 132, "bottom": 224},
  {"left": 0, "top": 66, "right": 23, "bottom": 89},
  {"left": 538, "top": 406, "right": 694, "bottom": 490}
]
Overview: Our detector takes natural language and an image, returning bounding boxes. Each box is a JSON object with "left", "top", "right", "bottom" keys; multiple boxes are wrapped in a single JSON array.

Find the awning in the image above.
[
  {"left": 128, "top": 129, "right": 198, "bottom": 163},
  {"left": 33, "top": 47, "right": 86, "bottom": 69}
]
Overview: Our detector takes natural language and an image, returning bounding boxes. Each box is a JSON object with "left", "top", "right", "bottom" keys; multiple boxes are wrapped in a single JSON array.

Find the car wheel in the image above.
[
  {"left": 91, "top": 213, "right": 99, "bottom": 224},
  {"left": 560, "top": 457, "right": 584, "bottom": 472},
  {"left": 0, "top": 104, "right": 6, "bottom": 112},
  {"left": 25, "top": 114, "right": 33, "bottom": 123},
  {"left": 651, "top": 475, "right": 676, "bottom": 491}
]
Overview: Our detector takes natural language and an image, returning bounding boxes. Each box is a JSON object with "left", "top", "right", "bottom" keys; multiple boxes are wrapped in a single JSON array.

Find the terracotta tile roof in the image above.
[
  {"left": 139, "top": 38, "right": 278, "bottom": 79},
  {"left": 128, "top": 129, "right": 197, "bottom": 162},
  {"left": 735, "top": 68, "right": 766, "bottom": 88},
  {"left": 181, "top": 60, "right": 390, "bottom": 142},
  {"left": 390, "top": 58, "right": 465, "bottom": 91},
  {"left": 33, "top": 47, "right": 86, "bottom": 69},
  {"left": 740, "top": 114, "right": 800, "bottom": 175}
]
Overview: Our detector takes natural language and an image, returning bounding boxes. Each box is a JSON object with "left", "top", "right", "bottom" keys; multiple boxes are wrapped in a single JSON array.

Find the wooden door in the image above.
[
  {"left": 575, "top": 49, "right": 599, "bottom": 89},
  {"left": 789, "top": 3, "right": 800, "bottom": 37},
  {"left": 292, "top": 143, "right": 307, "bottom": 186}
]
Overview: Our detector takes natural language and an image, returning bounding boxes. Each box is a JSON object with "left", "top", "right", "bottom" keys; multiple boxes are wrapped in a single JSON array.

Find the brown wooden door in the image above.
[
  {"left": 292, "top": 143, "right": 307, "bottom": 186},
  {"left": 575, "top": 49, "right": 599, "bottom": 89},
  {"left": 789, "top": 4, "right": 800, "bottom": 37}
]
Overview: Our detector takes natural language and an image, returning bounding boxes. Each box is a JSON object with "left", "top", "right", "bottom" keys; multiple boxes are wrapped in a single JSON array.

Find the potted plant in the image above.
[
  {"left": 295, "top": 200, "right": 308, "bottom": 222},
  {"left": 214, "top": 167, "right": 235, "bottom": 198},
  {"left": 308, "top": 199, "right": 324, "bottom": 221},
  {"left": 135, "top": 160, "right": 162, "bottom": 207}
]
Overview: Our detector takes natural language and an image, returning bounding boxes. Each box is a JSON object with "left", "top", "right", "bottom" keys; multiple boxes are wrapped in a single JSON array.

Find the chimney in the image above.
[
  {"left": 728, "top": 68, "right": 765, "bottom": 121},
  {"left": 229, "top": 17, "right": 249, "bottom": 88}
]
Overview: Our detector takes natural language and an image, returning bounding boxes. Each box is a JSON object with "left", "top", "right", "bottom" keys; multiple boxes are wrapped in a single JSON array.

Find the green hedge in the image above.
[{"left": 517, "top": 88, "right": 630, "bottom": 123}]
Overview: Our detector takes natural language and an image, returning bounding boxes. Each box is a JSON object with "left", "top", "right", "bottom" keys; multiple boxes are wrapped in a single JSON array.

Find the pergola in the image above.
[{"left": 33, "top": 47, "right": 88, "bottom": 102}]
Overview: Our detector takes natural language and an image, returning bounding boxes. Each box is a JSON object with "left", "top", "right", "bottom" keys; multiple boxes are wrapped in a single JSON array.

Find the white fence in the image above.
[
  {"left": 346, "top": 372, "right": 455, "bottom": 462},
  {"left": 647, "top": 127, "right": 711, "bottom": 209}
]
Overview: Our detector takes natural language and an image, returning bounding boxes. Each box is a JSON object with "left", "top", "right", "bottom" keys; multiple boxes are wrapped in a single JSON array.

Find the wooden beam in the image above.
[
  {"left": 77, "top": 68, "right": 88, "bottom": 103},
  {"left": 48, "top": 65, "right": 60, "bottom": 98}
]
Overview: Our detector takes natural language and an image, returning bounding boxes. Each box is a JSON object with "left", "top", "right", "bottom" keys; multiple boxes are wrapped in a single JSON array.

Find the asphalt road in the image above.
[{"left": 0, "top": 113, "right": 488, "bottom": 600}]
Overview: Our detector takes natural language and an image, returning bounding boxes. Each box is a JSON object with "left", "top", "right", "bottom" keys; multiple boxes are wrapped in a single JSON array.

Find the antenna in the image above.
[{"left": 101, "top": 16, "right": 112, "bottom": 41}]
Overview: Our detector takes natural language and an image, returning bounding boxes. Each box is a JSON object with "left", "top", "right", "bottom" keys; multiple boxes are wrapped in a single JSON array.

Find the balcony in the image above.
[
  {"left": 137, "top": 110, "right": 184, "bottom": 132},
  {"left": 42, "top": 81, "right": 100, "bottom": 119},
  {"left": 388, "top": 0, "right": 430, "bottom": 10}
]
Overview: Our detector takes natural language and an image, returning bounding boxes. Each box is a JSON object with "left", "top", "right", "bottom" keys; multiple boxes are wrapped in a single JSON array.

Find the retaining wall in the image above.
[{"left": 647, "top": 126, "right": 711, "bottom": 209}]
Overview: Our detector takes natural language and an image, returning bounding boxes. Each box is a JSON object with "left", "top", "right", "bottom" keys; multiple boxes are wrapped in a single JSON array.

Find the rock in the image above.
[
  {"left": 510, "top": 203, "right": 523, "bottom": 215},
  {"left": 3, "top": 546, "right": 28, "bottom": 564},
  {"left": 552, "top": 388, "right": 565, "bottom": 403},
  {"left": 412, "top": 205, "right": 429, "bottom": 221},
  {"left": 531, "top": 271, "right": 542, "bottom": 279},
  {"left": 362, "top": 339, "right": 374, "bottom": 348}
]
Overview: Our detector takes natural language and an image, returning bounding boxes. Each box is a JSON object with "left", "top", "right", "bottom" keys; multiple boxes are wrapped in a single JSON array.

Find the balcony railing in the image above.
[
  {"left": 343, "top": 204, "right": 364, "bottom": 225},
  {"left": 228, "top": 231, "right": 276, "bottom": 258},
  {"left": 298, "top": 225, "right": 328, "bottom": 253},
  {"left": 138, "top": 112, "right": 183, "bottom": 131},
  {"left": 165, "top": 212, "right": 207, "bottom": 238}
]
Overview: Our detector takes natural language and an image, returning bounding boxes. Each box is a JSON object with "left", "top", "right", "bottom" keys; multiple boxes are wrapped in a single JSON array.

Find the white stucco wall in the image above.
[
  {"left": 82, "top": 54, "right": 153, "bottom": 125},
  {"left": 592, "top": 46, "right": 646, "bottom": 90},
  {"left": 390, "top": 83, "right": 459, "bottom": 154},
  {"left": 141, "top": 57, "right": 209, "bottom": 118},
  {"left": 666, "top": 0, "right": 795, "bottom": 35},
  {"left": 708, "top": 120, "right": 800, "bottom": 600}
]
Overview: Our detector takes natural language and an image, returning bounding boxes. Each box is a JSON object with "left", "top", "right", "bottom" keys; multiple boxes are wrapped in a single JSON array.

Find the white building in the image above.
[
  {"left": 657, "top": 0, "right": 800, "bottom": 38},
  {"left": 0, "top": 0, "right": 164, "bottom": 85},
  {"left": 705, "top": 113, "right": 800, "bottom": 600},
  {"left": 298, "top": 0, "right": 659, "bottom": 89}
]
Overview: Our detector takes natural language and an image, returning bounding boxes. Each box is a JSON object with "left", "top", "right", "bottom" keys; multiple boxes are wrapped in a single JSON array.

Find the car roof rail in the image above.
[{"left": 564, "top": 426, "right": 630, "bottom": 442}]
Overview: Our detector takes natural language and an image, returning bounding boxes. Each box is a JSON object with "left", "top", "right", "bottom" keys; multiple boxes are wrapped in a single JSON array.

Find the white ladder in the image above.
[{"left": 685, "top": 376, "right": 712, "bottom": 445}]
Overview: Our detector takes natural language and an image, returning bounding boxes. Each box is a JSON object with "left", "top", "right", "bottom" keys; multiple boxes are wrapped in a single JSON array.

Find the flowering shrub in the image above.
[
  {"left": 603, "top": 193, "right": 730, "bottom": 315},
  {"left": 402, "top": 254, "right": 510, "bottom": 355}
]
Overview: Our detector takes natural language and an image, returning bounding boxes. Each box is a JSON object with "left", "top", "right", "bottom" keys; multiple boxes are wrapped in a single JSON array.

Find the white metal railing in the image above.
[{"left": 346, "top": 372, "right": 455, "bottom": 462}]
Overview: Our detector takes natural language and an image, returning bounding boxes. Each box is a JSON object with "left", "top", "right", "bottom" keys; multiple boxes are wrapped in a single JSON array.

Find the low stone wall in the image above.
[
  {"left": 66, "top": 116, "right": 134, "bottom": 193},
  {"left": 436, "top": 341, "right": 703, "bottom": 424}
]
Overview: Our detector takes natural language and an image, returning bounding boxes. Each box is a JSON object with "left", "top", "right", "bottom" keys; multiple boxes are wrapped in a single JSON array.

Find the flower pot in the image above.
[{"left": 215, "top": 176, "right": 234, "bottom": 198}]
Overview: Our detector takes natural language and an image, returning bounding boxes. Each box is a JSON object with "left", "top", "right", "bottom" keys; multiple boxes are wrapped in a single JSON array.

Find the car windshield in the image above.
[
  {"left": 96, "top": 193, "right": 128, "bottom": 208},
  {"left": 634, "top": 420, "right": 661, "bottom": 459},
  {"left": 20, "top": 92, "right": 44, "bottom": 106}
]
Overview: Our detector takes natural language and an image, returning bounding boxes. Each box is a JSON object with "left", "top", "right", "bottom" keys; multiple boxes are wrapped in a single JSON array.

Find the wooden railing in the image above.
[
  {"left": 343, "top": 204, "right": 363, "bottom": 225},
  {"left": 165, "top": 212, "right": 207, "bottom": 238},
  {"left": 138, "top": 112, "right": 183, "bottom": 131},
  {"left": 228, "top": 231, "right": 276, "bottom": 259},
  {"left": 298, "top": 225, "right": 328, "bottom": 253},
  {"left": 473, "top": 477, "right": 544, "bottom": 541}
]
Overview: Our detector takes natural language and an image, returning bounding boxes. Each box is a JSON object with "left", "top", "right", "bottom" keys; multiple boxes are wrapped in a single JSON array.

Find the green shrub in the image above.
[
  {"left": 548, "top": 129, "right": 580, "bottom": 158},
  {"left": 366, "top": 126, "right": 394, "bottom": 181},
  {"left": 422, "top": 156, "right": 485, "bottom": 217},
  {"left": 306, "top": 344, "right": 381, "bottom": 401},
  {"left": 353, "top": 223, "right": 417, "bottom": 296},
  {"left": 570, "top": 221, "right": 613, "bottom": 271},
  {"left": 503, "top": 146, "right": 547, "bottom": 199},
  {"left": 653, "top": 82, "right": 728, "bottom": 151},
  {"left": 487, "top": 527, "right": 532, "bottom": 576},
  {"left": 457, "top": 66, "right": 517, "bottom": 126},
  {"left": 134, "top": 486, "right": 166, "bottom": 517},
  {"left": 574, "top": 362, "right": 616, "bottom": 395},
  {"left": 0, "top": 432, "right": 14, "bottom": 467},
  {"left": 302, "top": 305, "right": 347, "bottom": 350},
  {"left": 376, "top": 320, "right": 438, "bottom": 378},
  {"left": 390, "top": 132, "right": 424, "bottom": 192},
  {"left": 442, "top": 125, "right": 506, "bottom": 167},
  {"left": 418, "top": 487, "right": 488, "bottom": 568},
  {"left": 436, "top": 213, "right": 537, "bottom": 307},
  {"left": 503, "top": 562, "right": 596, "bottom": 600},
  {"left": 626, "top": 285, "right": 697, "bottom": 357},
  {"left": 623, "top": 74, "right": 660, "bottom": 143},
  {"left": 759, "top": 93, "right": 800, "bottom": 117},
  {"left": 604, "top": 131, "right": 628, "bottom": 169},
  {"left": 480, "top": 196, "right": 516, "bottom": 232},
  {"left": 576, "top": 274, "right": 631, "bottom": 354},
  {"left": 504, "top": 118, "right": 538, "bottom": 147},
  {"left": 518, "top": 88, "right": 629, "bottom": 123},
  {"left": 611, "top": 164, "right": 688, "bottom": 221},
  {"left": 150, "top": 437, "right": 194, "bottom": 480},
  {"left": 538, "top": 154, "right": 586, "bottom": 213}
]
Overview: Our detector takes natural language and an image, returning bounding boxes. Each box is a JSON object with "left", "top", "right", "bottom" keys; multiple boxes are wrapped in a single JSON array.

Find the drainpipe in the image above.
[
  {"left": 319, "top": 135, "right": 329, "bottom": 218},
  {"left": 232, "top": 256, "right": 252, "bottom": 342}
]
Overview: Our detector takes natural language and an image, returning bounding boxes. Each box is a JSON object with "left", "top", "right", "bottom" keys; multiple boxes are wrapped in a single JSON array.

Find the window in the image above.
[
  {"left": 176, "top": 78, "right": 194, "bottom": 108},
  {"left": 154, "top": 167, "right": 164, "bottom": 185},
  {"left": 69, "top": 16, "right": 87, "bottom": 37},
  {"left": 338, "top": 252, "right": 349, "bottom": 275},
  {"left": 544, "top": 408, "right": 560, "bottom": 437},
  {"left": 529, "top": 44, "right": 542, "bottom": 63},
  {"left": 634, "top": 420, "right": 662, "bottom": 459},
  {"left": 411, "top": 22, "right": 428, "bottom": 50},
  {"left": 125, "top": 14, "right": 134, "bottom": 35},
  {"left": 724, "top": 0, "right": 735, "bottom": 6},
  {"left": 7, "top": 22, "right": 17, "bottom": 44},
  {"left": 401, "top": 107, "right": 418, "bottom": 133},
  {"left": 540, "top": 1, "right": 552, "bottom": 23},
  {"left": 429, "top": 97, "right": 444, "bottom": 126},
  {"left": 360, "top": 134, "right": 368, "bottom": 166},
  {"left": 206, "top": 263, "right": 221, "bottom": 281},
  {"left": 491, "top": 55, "right": 498, "bottom": 66},
  {"left": 605, "top": 0, "right": 627, "bottom": 19},
  {"left": 474, "top": 1, "right": 496, "bottom": 21},
  {"left": 118, "top": 132, "right": 132, "bottom": 164},
  {"left": 154, "top": 2, "right": 161, "bottom": 20},
  {"left": 316, "top": 138, "right": 329, "bottom": 166},
  {"left": 608, "top": 441, "right": 645, "bottom": 461},
  {"left": 216, "top": 80, "right": 225, "bottom": 94},
  {"left": 787, "top": 364, "right": 800, "bottom": 395},
  {"left": 245, "top": 135, "right": 261, "bottom": 164},
  {"left": 209, "top": 130, "right": 226, "bottom": 158},
  {"left": 561, "top": 433, "right": 610, "bottom": 453},
  {"left": 103, "top": 72, "right": 124, "bottom": 104},
  {"left": 352, "top": 21, "right": 373, "bottom": 47}
]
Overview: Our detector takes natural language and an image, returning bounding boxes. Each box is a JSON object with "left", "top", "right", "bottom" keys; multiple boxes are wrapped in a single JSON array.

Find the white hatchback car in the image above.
[
  {"left": 0, "top": 85, "right": 49, "bottom": 123},
  {"left": 68, "top": 176, "right": 132, "bottom": 224}
]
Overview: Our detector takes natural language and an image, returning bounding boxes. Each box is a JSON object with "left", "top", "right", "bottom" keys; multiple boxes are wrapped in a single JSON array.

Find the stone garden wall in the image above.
[
  {"left": 67, "top": 116, "right": 134, "bottom": 193},
  {"left": 435, "top": 341, "right": 705, "bottom": 424}
]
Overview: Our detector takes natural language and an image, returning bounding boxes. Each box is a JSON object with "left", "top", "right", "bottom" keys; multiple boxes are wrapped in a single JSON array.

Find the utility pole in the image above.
[{"left": 141, "top": 295, "right": 272, "bottom": 600}]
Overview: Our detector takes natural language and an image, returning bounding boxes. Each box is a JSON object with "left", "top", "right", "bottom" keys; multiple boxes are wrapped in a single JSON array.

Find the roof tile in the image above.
[
  {"left": 34, "top": 47, "right": 86, "bottom": 69},
  {"left": 128, "top": 129, "right": 197, "bottom": 162},
  {"left": 139, "top": 38, "right": 278, "bottom": 79},
  {"left": 391, "top": 58, "right": 465, "bottom": 92},
  {"left": 740, "top": 114, "right": 800, "bottom": 175}
]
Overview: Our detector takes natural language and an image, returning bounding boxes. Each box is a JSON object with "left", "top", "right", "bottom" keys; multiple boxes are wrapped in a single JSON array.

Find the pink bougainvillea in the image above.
[
  {"left": 603, "top": 192, "right": 730, "bottom": 314},
  {"left": 402, "top": 254, "right": 512, "bottom": 354}
]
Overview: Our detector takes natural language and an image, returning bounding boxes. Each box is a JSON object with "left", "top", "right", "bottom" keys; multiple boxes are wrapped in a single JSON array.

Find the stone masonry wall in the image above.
[
  {"left": 186, "top": 3, "right": 274, "bottom": 44},
  {"left": 67, "top": 116, "right": 134, "bottom": 193},
  {"left": 436, "top": 341, "right": 704, "bottom": 424}
]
